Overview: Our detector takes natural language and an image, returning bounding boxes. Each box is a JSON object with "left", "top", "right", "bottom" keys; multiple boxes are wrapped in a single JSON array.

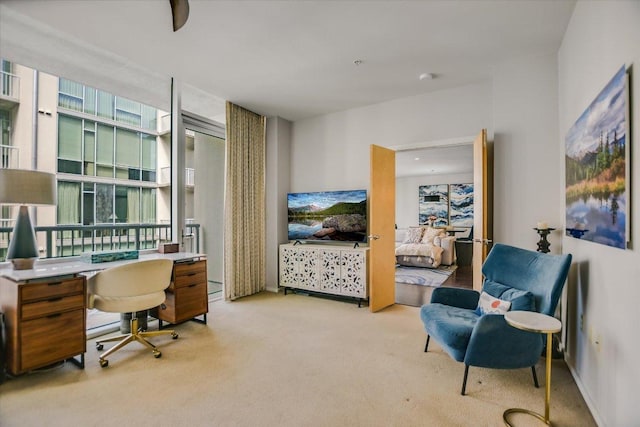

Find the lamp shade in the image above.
[{"left": 0, "top": 169, "right": 56, "bottom": 206}]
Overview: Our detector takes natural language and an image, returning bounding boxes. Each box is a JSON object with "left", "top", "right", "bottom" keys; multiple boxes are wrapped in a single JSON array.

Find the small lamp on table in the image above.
[{"left": 0, "top": 169, "right": 56, "bottom": 270}]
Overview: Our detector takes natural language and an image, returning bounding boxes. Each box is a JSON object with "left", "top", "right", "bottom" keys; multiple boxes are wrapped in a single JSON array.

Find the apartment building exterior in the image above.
[{"left": 0, "top": 59, "right": 192, "bottom": 260}]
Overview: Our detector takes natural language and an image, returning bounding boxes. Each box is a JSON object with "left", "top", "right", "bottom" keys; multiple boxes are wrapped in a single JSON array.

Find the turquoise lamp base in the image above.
[{"left": 6, "top": 205, "right": 40, "bottom": 270}]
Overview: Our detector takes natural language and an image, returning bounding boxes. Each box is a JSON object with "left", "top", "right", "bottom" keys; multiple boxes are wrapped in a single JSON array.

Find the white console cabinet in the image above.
[{"left": 279, "top": 243, "right": 368, "bottom": 304}]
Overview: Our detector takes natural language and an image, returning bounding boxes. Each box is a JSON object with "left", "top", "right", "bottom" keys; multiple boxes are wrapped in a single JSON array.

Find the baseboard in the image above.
[{"left": 565, "top": 357, "right": 605, "bottom": 426}]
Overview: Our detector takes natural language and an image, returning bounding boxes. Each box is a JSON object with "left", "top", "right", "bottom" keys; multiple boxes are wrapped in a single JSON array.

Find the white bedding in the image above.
[{"left": 395, "top": 243, "right": 444, "bottom": 268}]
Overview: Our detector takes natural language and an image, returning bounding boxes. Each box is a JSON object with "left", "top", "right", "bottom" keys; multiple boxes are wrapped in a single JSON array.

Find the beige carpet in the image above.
[{"left": 0, "top": 292, "right": 595, "bottom": 427}]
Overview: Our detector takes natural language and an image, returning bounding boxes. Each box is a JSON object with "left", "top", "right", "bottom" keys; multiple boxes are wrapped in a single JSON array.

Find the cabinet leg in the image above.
[{"left": 67, "top": 353, "right": 85, "bottom": 369}]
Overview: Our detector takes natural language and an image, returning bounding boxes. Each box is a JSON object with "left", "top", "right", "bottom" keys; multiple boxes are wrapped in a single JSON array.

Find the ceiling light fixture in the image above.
[
  {"left": 419, "top": 73, "right": 435, "bottom": 81},
  {"left": 354, "top": 59, "right": 363, "bottom": 66}
]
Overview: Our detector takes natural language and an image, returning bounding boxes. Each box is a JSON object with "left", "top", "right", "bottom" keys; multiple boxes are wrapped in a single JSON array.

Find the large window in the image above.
[
  {"left": 57, "top": 77, "right": 158, "bottom": 182},
  {"left": 58, "top": 181, "right": 156, "bottom": 226},
  {"left": 58, "top": 114, "right": 156, "bottom": 181}
]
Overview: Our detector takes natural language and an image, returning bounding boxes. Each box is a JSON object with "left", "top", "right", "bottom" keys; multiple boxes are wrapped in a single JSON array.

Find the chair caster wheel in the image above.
[
  {"left": 154, "top": 351, "right": 162, "bottom": 358},
  {"left": 99, "top": 359, "right": 108, "bottom": 368},
  {"left": 172, "top": 332, "right": 179, "bottom": 339},
  {"left": 96, "top": 343, "right": 104, "bottom": 351}
]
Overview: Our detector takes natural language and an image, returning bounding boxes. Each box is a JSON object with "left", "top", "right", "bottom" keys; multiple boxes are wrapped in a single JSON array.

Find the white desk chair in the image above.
[{"left": 87, "top": 258, "right": 178, "bottom": 367}]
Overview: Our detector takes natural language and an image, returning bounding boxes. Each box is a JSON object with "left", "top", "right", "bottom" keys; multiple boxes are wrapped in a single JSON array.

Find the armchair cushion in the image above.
[
  {"left": 482, "top": 280, "right": 536, "bottom": 312},
  {"left": 420, "top": 303, "right": 480, "bottom": 362}
]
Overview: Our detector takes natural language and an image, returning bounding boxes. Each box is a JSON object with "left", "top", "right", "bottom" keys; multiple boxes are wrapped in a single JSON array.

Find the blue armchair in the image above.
[{"left": 420, "top": 243, "right": 572, "bottom": 395}]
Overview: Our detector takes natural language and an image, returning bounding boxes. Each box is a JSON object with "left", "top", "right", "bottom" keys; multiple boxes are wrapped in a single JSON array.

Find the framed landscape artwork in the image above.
[{"left": 565, "top": 65, "right": 630, "bottom": 249}]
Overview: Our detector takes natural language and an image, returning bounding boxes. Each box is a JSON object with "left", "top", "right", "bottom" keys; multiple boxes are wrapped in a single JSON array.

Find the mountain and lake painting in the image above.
[
  {"left": 565, "top": 65, "right": 629, "bottom": 249},
  {"left": 287, "top": 189, "right": 367, "bottom": 242}
]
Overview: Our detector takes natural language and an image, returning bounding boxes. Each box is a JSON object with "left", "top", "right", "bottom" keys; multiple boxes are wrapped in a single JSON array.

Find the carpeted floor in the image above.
[
  {"left": 0, "top": 292, "right": 596, "bottom": 427},
  {"left": 395, "top": 265, "right": 456, "bottom": 287}
]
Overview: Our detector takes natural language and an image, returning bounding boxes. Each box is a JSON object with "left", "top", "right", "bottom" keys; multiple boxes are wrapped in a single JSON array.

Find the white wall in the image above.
[
  {"left": 558, "top": 2, "right": 640, "bottom": 426},
  {"left": 193, "top": 133, "right": 225, "bottom": 283},
  {"left": 265, "top": 116, "right": 292, "bottom": 291},
  {"left": 291, "top": 82, "right": 492, "bottom": 193},
  {"left": 396, "top": 172, "right": 473, "bottom": 229},
  {"left": 492, "top": 52, "right": 563, "bottom": 252}
]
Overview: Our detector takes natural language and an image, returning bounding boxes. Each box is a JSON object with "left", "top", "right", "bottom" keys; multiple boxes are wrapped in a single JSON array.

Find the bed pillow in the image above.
[
  {"left": 476, "top": 291, "right": 511, "bottom": 315},
  {"left": 403, "top": 227, "right": 424, "bottom": 244},
  {"left": 482, "top": 280, "right": 537, "bottom": 312},
  {"left": 421, "top": 226, "right": 443, "bottom": 245}
]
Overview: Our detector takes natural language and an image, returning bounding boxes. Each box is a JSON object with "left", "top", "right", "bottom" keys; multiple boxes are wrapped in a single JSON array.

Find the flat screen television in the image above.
[{"left": 287, "top": 189, "right": 367, "bottom": 243}]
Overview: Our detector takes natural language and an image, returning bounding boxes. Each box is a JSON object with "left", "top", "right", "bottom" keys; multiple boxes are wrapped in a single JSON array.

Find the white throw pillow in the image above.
[
  {"left": 403, "top": 227, "right": 424, "bottom": 244},
  {"left": 421, "top": 226, "right": 443, "bottom": 245}
]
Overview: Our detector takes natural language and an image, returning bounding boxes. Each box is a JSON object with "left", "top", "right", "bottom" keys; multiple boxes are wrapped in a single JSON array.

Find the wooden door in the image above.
[
  {"left": 472, "top": 129, "right": 493, "bottom": 291},
  {"left": 369, "top": 145, "right": 396, "bottom": 312}
]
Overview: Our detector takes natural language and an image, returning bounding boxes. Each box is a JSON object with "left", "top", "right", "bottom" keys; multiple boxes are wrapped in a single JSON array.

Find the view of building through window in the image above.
[{"left": 0, "top": 59, "right": 175, "bottom": 261}]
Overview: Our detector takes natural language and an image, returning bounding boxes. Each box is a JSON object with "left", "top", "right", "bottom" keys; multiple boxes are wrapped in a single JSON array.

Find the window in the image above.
[{"left": 60, "top": 181, "right": 155, "bottom": 227}]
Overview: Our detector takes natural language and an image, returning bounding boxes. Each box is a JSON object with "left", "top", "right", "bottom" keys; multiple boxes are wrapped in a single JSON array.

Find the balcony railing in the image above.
[
  {"left": 0, "top": 223, "right": 200, "bottom": 262},
  {"left": 158, "top": 167, "right": 195, "bottom": 187},
  {"left": 0, "top": 70, "right": 20, "bottom": 100},
  {"left": 0, "top": 144, "right": 19, "bottom": 169}
]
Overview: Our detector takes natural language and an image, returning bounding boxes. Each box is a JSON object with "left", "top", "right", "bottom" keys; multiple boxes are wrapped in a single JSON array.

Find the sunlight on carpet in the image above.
[{"left": 395, "top": 265, "right": 456, "bottom": 287}]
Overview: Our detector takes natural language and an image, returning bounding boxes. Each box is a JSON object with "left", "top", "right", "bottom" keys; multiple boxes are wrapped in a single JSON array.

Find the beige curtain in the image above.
[{"left": 224, "top": 102, "right": 266, "bottom": 300}]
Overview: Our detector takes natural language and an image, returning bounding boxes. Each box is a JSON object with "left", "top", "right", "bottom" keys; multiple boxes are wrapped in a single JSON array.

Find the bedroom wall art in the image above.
[
  {"left": 565, "top": 64, "right": 630, "bottom": 249},
  {"left": 418, "top": 183, "right": 474, "bottom": 227},
  {"left": 418, "top": 184, "right": 448, "bottom": 226},
  {"left": 450, "top": 183, "right": 474, "bottom": 227}
]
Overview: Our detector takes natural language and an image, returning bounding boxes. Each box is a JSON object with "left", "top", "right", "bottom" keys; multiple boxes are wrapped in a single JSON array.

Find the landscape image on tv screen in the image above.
[{"left": 287, "top": 189, "right": 367, "bottom": 242}]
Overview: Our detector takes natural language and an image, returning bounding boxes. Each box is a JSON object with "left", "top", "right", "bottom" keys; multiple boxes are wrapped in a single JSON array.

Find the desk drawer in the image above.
[
  {"left": 21, "top": 277, "right": 84, "bottom": 302},
  {"left": 173, "top": 271, "right": 207, "bottom": 289},
  {"left": 159, "top": 281, "right": 208, "bottom": 323},
  {"left": 174, "top": 260, "right": 206, "bottom": 277},
  {"left": 20, "top": 308, "right": 85, "bottom": 372},
  {"left": 21, "top": 294, "right": 85, "bottom": 320}
]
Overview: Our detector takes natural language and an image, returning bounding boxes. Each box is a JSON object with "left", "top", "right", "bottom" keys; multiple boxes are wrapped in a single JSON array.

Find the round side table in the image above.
[{"left": 503, "top": 311, "right": 562, "bottom": 426}]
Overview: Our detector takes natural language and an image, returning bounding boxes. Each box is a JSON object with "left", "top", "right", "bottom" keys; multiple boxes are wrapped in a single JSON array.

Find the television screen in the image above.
[{"left": 287, "top": 189, "right": 367, "bottom": 242}]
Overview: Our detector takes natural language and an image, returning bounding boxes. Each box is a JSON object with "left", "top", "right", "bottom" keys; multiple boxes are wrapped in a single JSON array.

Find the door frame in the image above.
[{"left": 390, "top": 133, "right": 483, "bottom": 286}]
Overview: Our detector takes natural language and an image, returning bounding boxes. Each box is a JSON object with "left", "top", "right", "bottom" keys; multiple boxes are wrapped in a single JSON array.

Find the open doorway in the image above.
[
  {"left": 182, "top": 114, "right": 225, "bottom": 298},
  {"left": 394, "top": 141, "right": 475, "bottom": 307}
]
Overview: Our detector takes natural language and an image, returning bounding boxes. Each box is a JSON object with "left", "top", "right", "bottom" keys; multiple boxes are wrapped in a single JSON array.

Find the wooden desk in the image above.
[{"left": 0, "top": 252, "right": 207, "bottom": 376}]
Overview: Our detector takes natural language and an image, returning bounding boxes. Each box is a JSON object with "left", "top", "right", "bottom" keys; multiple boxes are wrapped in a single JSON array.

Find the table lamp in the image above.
[{"left": 0, "top": 169, "right": 56, "bottom": 270}]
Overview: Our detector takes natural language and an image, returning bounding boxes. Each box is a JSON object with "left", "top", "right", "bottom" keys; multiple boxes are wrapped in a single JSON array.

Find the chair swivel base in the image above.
[
  {"left": 95, "top": 317, "right": 178, "bottom": 367},
  {"left": 503, "top": 408, "right": 551, "bottom": 426}
]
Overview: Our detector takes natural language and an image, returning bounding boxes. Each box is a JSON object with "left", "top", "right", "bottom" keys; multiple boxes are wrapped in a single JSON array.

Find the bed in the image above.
[{"left": 395, "top": 226, "right": 456, "bottom": 269}]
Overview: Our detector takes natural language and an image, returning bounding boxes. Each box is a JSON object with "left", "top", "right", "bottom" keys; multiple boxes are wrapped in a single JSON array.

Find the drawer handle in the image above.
[
  {"left": 161, "top": 303, "right": 167, "bottom": 310},
  {"left": 188, "top": 284, "right": 197, "bottom": 288},
  {"left": 48, "top": 282, "right": 63, "bottom": 286},
  {"left": 47, "top": 313, "right": 62, "bottom": 319},
  {"left": 187, "top": 272, "right": 197, "bottom": 277},
  {"left": 48, "top": 297, "right": 63, "bottom": 303}
]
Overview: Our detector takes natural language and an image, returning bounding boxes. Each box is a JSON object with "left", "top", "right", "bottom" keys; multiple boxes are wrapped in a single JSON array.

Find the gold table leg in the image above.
[{"left": 503, "top": 331, "right": 554, "bottom": 426}]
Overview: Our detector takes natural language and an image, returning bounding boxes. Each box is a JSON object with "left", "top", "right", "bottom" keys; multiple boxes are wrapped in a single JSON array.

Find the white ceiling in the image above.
[
  {"left": 396, "top": 145, "right": 473, "bottom": 178},
  {"left": 0, "top": 0, "right": 576, "bottom": 122}
]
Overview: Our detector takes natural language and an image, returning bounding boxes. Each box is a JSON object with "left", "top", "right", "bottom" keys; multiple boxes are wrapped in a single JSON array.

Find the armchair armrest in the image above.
[
  {"left": 464, "top": 314, "right": 543, "bottom": 369},
  {"left": 430, "top": 287, "right": 479, "bottom": 310}
]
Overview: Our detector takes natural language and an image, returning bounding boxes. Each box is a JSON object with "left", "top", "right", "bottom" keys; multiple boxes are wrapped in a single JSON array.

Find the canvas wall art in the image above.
[
  {"left": 450, "top": 183, "right": 474, "bottom": 227},
  {"left": 565, "top": 65, "right": 629, "bottom": 249},
  {"left": 418, "top": 184, "right": 448, "bottom": 226}
]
